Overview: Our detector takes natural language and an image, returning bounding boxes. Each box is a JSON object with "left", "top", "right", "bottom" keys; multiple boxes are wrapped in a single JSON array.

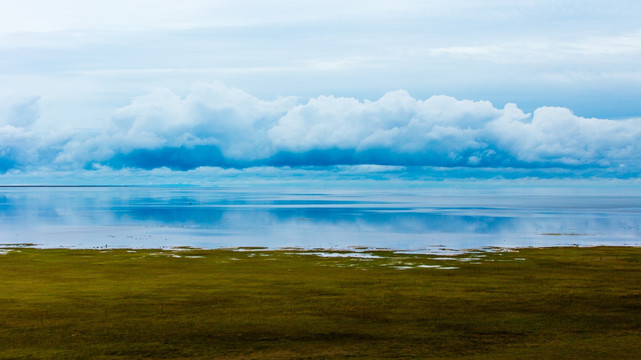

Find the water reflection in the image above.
[{"left": 0, "top": 186, "right": 640, "bottom": 250}]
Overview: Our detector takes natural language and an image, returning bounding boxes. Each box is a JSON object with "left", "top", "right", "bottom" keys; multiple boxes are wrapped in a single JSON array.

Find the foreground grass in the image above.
[{"left": 0, "top": 246, "right": 640, "bottom": 359}]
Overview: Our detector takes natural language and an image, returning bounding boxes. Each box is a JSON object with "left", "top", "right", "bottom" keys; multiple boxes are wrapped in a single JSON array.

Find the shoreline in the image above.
[{"left": 2, "top": 242, "right": 640, "bottom": 253}]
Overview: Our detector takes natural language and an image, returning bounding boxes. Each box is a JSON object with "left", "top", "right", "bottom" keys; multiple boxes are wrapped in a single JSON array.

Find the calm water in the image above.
[{"left": 0, "top": 186, "right": 640, "bottom": 250}]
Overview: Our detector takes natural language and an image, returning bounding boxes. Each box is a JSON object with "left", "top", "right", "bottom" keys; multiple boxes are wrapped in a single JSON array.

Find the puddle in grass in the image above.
[
  {"left": 293, "top": 252, "right": 383, "bottom": 259},
  {"left": 417, "top": 265, "right": 460, "bottom": 270}
]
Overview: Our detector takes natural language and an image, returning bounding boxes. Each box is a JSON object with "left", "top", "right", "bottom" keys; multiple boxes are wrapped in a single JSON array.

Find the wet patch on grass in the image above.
[{"left": 292, "top": 252, "right": 383, "bottom": 259}]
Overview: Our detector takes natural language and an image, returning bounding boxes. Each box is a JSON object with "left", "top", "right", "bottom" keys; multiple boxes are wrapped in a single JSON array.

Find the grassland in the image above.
[{"left": 0, "top": 245, "right": 640, "bottom": 359}]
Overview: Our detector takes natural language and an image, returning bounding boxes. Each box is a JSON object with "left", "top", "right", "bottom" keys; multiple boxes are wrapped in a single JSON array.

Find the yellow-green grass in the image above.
[{"left": 0, "top": 246, "right": 640, "bottom": 359}]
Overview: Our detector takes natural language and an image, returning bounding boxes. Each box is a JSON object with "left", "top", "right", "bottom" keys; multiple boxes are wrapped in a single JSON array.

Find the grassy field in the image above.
[{"left": 0, "top": 245, "right": 640, "bottom": 359}]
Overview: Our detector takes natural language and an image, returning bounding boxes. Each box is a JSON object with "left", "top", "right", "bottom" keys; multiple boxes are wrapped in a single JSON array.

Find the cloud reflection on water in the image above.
[{"left": 0, "top": 186, "right": 639, "bottom": 250}]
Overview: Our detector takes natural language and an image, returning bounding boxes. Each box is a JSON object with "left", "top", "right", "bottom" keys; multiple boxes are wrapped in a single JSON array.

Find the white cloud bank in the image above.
[{"left": 1, "top": 82, "right": 640, "bottom": 178}]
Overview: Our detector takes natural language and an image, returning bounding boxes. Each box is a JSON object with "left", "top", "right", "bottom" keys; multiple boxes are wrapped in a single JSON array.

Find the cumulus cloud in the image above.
[
  {"left": 55, "top": 82, "right": 300, "bottom": 169},
  {"left": 268, "top": 91, "right": 499, "bottom": 164},
  {"left": 488, "top": 105, "right": 641, "bottom": 167},
  {"left": 0, "top": 95, "right": 44, "bottom": 171},
  {"left": 266, "top": 90, "right": 641, "bottom": 170},
  {"left": 108, "top": 82, "right": 297, "bottom": 156},
  {"left": 1, "top": 82, "right": 640, "bottom": 178}
]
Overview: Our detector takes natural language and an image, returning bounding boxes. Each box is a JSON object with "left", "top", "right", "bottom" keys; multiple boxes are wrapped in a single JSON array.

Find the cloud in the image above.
[
  {"left": 266, "top": 90, "right": 641, "bottom": 170},
  {"left": 488, "top": 105, "right": 641, "bottom": 168},
  {"left": 268, "top": 91, "right": 498, "bottom": 157},
  {"left": 110, "top": 82, "right": 297, "bottom": 156},
  {"left": 53, "top": 82, "right": 299, "bottom": 169},
  {"left": 1, "top": 82, "right": 640, "bottom": 178},
  {"left": 0, "top": 95, "right": 40, "bottom": 128},
  {"left": 422, "top": 31, "right": 641, "bottom": 63},
  {"left": 0, "top": 95, "right": 43, "bottom": 171}
]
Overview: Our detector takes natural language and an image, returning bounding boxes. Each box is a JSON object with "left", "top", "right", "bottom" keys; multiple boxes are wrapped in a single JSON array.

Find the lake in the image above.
[{"left": 1, "top": 185, "right": 640, "bottom": 251}]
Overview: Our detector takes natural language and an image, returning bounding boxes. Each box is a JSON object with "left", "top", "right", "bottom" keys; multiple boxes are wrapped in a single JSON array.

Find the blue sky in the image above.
[{"left": 0, "top": 0, "right": 640, "bottom": 183}]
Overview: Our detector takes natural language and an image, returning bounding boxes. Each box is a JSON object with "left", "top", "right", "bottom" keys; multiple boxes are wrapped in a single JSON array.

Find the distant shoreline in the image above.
[
  {"left": 1, "top": 243, "right": 639, "bottom": 253},
  {"left": 0, "top": 184, "right": 135, "bottom": 188}
]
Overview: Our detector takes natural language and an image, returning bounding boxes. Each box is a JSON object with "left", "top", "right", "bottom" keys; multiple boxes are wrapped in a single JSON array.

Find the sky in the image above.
[{"left": 0, "top": 0, "right": 640, "bottom": 184}]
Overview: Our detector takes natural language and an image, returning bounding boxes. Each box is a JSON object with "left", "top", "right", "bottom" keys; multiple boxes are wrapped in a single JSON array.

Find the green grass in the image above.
[{"left": 0, "top": 246, "right": 640, "bottom": 359}]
